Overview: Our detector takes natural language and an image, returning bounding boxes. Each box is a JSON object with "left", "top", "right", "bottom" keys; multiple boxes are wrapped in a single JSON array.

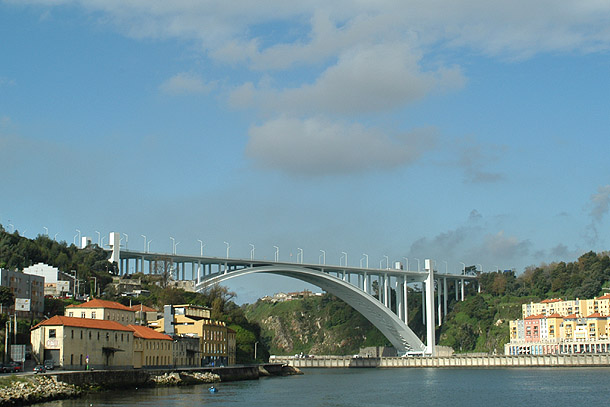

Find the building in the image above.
[
  {"left": 151, "top": 304, "right": 235, "bottom": 366},
  {"left": 172, "top": 334, "right": 201, "bottom": 368},
  {"left": 22, "top": 263, "right": 75, "bottom": 297},
  {"left": 507, "top": 296, "right": 610, "bottom": 355},
  {"left": 129, "top": 324, "right": 173, "bottom": 368},
  {"left": 0, "top": 268, "right": 45, "bottom": 317},
  {"left": 30, "top": 315, "right": 134, "bottom": 369},
  {"left": 65, "top": 299, "right": 136, "bottom": 325},
  {"left": 129, "top": 304, "right": 160, "bottom": 326}
]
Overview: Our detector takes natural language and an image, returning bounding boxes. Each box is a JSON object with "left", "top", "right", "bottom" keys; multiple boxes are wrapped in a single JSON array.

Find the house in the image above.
[
  {"left": 0, "top": 268, "right": 45, "bottom": 317},
  {"left": 65, "top": 299, "right": 136, "bottom": 325},
  {"left": 30, "top": 315, "right": 134, "bottom": 370}
]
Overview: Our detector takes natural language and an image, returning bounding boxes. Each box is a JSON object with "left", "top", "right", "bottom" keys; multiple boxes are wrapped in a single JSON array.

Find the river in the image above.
[{"left": 37, "top": 367, "right": 610, "bottom": 407}]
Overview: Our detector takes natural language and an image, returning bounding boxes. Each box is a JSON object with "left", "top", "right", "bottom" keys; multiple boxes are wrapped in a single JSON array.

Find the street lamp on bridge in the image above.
[
  {"left": 319, "top": 250, "right": 326, "bottom": 265},
  {"left": 274, "top": 246, "right": 279, "bottom": 262},
  {"left": 197, "top": 239, "right": 206, "bottom": 256},
  {"left": 297, "top": 248, "right": 303, "bottom": 264},
  {"left": 459, "top": 262, "right": 466, "bottom": 275},
  {"left": 362, "top": 253, "right": 369, "bottom": 268},
  {"left": 224, "top": 241, "right": 231, "bottom": 258},
  {"left": 170, "top": 237, "right": 175, "bottom": 254},
  {"left": 141, "top": 235, "right": 147, "bottom": 252},
  {"left": 249, "top": 244, "right": 255, "bottom": 260}
]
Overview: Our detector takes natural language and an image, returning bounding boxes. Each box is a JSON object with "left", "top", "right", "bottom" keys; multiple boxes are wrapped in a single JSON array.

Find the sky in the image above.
[{"left": 1, "top": 1, "right": 610, "bottom": 304}]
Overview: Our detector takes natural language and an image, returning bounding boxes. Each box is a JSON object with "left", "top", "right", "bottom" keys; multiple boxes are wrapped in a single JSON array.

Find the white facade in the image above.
[{"left": 23, "top": 263, "right": 61, "bottom": 283}]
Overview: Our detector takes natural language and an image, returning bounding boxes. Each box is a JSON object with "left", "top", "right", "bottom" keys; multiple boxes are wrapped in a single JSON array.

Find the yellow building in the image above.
[
  {"left": 151, "top": 304, "right": 235, "bottom": 366},
  {"left": 31, "top": 315, "right": 134, "bottom": 370},
  {"left": 65, "top": 299, "right": 136, "bottom": 325},
  {"left": 129, "top": 324, "right": 173, "bottom": 368}
]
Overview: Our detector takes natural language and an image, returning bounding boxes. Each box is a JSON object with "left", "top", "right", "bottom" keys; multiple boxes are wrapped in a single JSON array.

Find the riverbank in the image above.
[
  {"left": 0, "top": 364, "right": 301, "bottom": 406},
  {"left": 274, "top": 353, "right": 610, "bottom": 368}
]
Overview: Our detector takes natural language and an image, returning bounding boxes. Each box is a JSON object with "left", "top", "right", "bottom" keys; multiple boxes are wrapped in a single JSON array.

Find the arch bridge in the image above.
[{"left": 107, "top": 237, "right": 476, "bottom": 356}]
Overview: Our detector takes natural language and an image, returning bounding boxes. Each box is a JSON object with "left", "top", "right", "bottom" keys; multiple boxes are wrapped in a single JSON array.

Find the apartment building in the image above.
[{"left": 0, "top": 268, "right": 45, "bottom": 317}]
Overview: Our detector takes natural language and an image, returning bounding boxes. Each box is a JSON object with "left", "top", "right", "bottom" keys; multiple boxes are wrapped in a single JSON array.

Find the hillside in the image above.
[{"left": 244, "top": 294, "right": 392, "bottom": 355}]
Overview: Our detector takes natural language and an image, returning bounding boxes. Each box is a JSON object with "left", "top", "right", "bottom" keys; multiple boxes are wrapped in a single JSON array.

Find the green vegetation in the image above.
[
  {"left": 439, "top": 251, "right": 610, "bottom": 353},
  {"left": 0, "top": 374, "right": 28, "bottom": 388}
]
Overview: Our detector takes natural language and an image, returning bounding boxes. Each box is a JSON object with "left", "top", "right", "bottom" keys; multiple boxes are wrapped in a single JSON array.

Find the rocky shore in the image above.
[
  {"left": 0, "top": 376, "right": 82, "bottom": 406},
  {"left": 0, "top": 364, "right": 301, "bottom": 406}
]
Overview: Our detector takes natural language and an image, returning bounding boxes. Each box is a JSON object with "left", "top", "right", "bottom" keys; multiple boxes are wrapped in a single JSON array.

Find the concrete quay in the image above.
[{"left": 274, "top": 354, "right": 610, "bottom": 368}]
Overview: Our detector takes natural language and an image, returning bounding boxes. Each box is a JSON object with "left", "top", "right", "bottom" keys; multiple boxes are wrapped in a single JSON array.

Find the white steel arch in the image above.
[{"left": 195, "top": 265, "right": 426, "bottom": 355}]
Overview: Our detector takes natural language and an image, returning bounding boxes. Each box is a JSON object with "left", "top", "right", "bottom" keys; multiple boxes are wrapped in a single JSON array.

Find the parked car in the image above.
[
  {"left": 44, "top": 360, "right": 54, "bottom": 370},
  {"left": 33, "top": 365, "right": 46, "bottom": 374},
  {"left": 0, "top": 363, "right": 13, "bottom": 373},
  {"left": 9, "top": 362, "right": 22, "bottom": 372}
]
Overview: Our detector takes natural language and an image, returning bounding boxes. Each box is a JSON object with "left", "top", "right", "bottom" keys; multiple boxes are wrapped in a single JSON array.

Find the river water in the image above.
[{"left": 38, "top": 367, "right": 610, "bottom": 407}]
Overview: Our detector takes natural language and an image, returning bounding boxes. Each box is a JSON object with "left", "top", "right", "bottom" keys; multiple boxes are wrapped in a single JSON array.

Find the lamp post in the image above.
[
  {"left": 170, "top": 237, "right": 175, "bottom": 254},
  {"left": 477, "top": 264, "right": 483, "bottom": 274},
  {"left": 414, "top": 258, "right": 420, "bottom": 272},
  {"left": 44, "top": 226, "right": 48, "bottom": 236},
  {"left": 249, "top": 244, "right": 255, "bottom": 260},
  {"left": 443, "top": 260, "right": 448, "bottom": 274},
  {"left": 95, "top": 230, "right": 100, "bottom": 246},
  {"left": 254, "top": 341, "right": 259, "bottom": 361},
  {"left": 123, "top": 233, "right": 128, "bottom": 249},
  {"left": 363, "top": 253, "right": 369, "bottom": 268},
  {"left": 147, "top": 240, "right": 153, "bottom": 253},
  {"left": 197, "top": 240, "right": 205, "bottom": 256},
  {"left": 341, "top": 252, "right": 348, "bottom": 267},
  {"left": 384, "top": 255, "right": 389, "bottom": 270},
  {"left": 101, "top": 236, "right": 106, "bottom": 248},
  {"left": 297, "top": 248, "right": 303, "bottom": 264},
  {"left": 141, "top": 235, "right": 147, "bottom": 252},
  {"left": 174, "top": 241, "right": 180, "bottom": 254},
  {"left": 224, "top": 241, "right": 231, "bottom": 258},
  {"left": 76, "top": 229, "right": 81, "bottom": 247},
  {"left": 319, "top": 250, "right": 326, "bottom": 265},
  {"left": 459, "top": 262, "right": 466, "bottom": 275},
  {"left": 274, "top": 246, "right": 279, "bottom": 262},
  {"left": 403, "top": 257, "right": 409, "bottom": 271}
]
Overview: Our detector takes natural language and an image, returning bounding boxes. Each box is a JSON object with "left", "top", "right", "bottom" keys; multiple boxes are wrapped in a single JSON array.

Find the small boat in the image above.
[{"left": 208, "top": 386, "right": 218, "bottom": 393}]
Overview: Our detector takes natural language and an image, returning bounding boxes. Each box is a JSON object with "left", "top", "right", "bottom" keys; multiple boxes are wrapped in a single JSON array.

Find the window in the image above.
[
  {"left": 89, "top": 331, "right": 92, "bottom": 340},
  {"left": 81, "top": 330, "right": 83, "bottom": 339},
  {"left": 81, "top": 312, "right": 86, "bottom": 318},
  {"left": 71, "top": 329, "right": 74, "bottom": 339},
  {"left": 68, "top": 312, "right": 74, "bottom": 317},
  {"left": 49, "top": 329, "right": 56, "bottom": 338},
  {"left": 91, "top": 312, "right": 96, "bottom": 319}
]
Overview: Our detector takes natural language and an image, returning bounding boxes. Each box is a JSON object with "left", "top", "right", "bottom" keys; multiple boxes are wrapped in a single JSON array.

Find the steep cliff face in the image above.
[{"left": 244, "top": 295, "right": 390, "bottom": 355}]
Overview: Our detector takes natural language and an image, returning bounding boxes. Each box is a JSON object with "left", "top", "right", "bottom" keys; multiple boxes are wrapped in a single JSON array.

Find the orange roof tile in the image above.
[
  {"left": 597, "top": 294, "right": 610, "bottom": 300},
  {"left": 525, "top": 314, "right": 545, "bottom": 320},
  {"left": 66, "top": 299, "right": 134, "bottom": 312},
  {"left": 586, "top": 312, "right": 607, "bottom": 319},
  {"left": 546, "top": 313, "right": 563, "bottom": 319},
  {"left": 32, "top": 315, "right": 133, "bottom": 331},
  {"left": 563, "top": 313, "right": 579, "bottom": 319},
  {"left": 541, "top": 298, "right": 562, "bottom": 303},
  {"left": 129, "top": 304, "right": 158, "bottom": 313},
  {"left": 128, "top": 324, "right": 172, "bottom": 340}
]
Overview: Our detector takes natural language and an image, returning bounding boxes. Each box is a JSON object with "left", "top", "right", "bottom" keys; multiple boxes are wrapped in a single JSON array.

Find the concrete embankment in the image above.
[
  {"left": 275, "top": 354, "right": 610, "bottom": 368},
  {"left": 0, "top": 364, "right": 299, "bottom": 406}
]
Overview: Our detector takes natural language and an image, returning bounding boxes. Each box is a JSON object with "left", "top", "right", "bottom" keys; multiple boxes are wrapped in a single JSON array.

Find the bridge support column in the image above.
[
  {"left": 363, "top": 272, "right": 368, "bottom": 294},
  {"left": 424, "top": 259, "right": 436, "bottom": 355},
  {"left": 396, "top": 280, "right": 402, "bottom": 320},
  {"left": 383, "top": 274, "right": 389, "bottom": 308},
  {"left": 443, "top": 277, "right": 448, "bottom": 317},
  {"left": 403, "top": 276, "right": 408, "bottom": 324},
  {"left": 437, "top": 278, "right": 442, "bottom": 326},
  {"left": 461, "top": 278, "right": 465, "bottom": 301}
]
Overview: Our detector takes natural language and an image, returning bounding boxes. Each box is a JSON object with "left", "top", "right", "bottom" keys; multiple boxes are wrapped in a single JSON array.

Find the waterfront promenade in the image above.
[{"left": 274, "top": 353, "right": 610, "bottom": 368}]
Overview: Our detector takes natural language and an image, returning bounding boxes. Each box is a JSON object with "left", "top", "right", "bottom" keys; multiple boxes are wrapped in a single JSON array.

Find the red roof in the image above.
[
  {"left": 546, "top": 313, "right": 563, "bottom": 318},
  {"left": 541, "top": 298, "right": 562, "bottom": 303},
  {"left": 597, "top": 294, "right": 610, "bottom": 300},
  {"left": 128, "top": 325, "right": 172, "bottom": 340},
  {"left": 66, "top": 299, "right": 134, "bottom": 312},
  {"left": 525, "top": 314, "right": 545, "bottom": 320},
  {"left": 129, "top": 304, "right": 158, "bottom": 313},
  {"left": 32, "top": 315, "right": 133, "bottom": 331},
  {"left": 563, "top": 313, "right": 579, "bottom": 319},
  {"left": 586, "top": 312, "right": 607, "bottom": 319}
]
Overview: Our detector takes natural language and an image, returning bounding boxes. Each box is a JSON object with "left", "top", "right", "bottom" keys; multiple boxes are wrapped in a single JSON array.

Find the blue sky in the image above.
[{"left": 1, "top": 1, "right": 610, "bottom": 303}]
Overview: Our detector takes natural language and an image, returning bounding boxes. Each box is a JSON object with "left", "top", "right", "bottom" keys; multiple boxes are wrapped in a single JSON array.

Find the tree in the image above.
[{"left": 0, "top": 286, "right": 14, "bottom": 313}]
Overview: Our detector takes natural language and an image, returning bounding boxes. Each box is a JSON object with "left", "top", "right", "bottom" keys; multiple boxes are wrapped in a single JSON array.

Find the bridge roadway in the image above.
[{"left": 107, "top": 238, "right": 477, "bottom": 356}]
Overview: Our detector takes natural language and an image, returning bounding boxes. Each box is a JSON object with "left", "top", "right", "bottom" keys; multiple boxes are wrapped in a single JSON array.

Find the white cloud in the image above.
[
  {"left": 245, "top": 116, "right": 437, "bottom": 175},
  {"left": 159, "top": 72, "right": 215, "bottom": 95}
]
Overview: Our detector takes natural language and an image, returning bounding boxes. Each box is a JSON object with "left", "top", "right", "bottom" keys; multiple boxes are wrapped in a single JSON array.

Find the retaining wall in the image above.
[{"left": 274, "top": 354, "right": 610, "bottom": 368}]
